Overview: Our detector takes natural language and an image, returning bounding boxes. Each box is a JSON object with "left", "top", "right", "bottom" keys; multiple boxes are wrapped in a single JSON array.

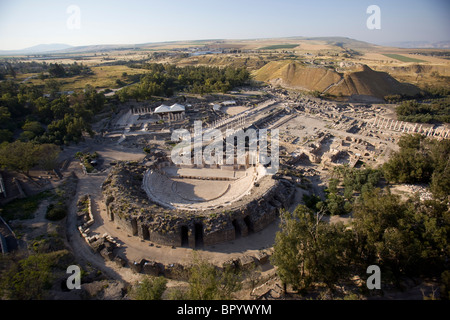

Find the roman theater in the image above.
[{"left": 102, "top": 151, "right": 296, "bottom": 248}]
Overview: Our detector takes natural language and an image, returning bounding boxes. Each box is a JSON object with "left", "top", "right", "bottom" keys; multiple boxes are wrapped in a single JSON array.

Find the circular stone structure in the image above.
[
  {"left": 102, "top": 159, "right": 295, "bottom": 248},
  {"left": 142, "top": 166, "right": 257, "bottom": 211}
]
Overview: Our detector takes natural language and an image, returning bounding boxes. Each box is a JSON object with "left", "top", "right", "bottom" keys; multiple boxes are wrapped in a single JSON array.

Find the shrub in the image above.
[
  {"left": 131, "top": 276, "right": 167, "bottom": 300},
  {"left": 45, "top": 204, "right": 67, "bottom": 221}
]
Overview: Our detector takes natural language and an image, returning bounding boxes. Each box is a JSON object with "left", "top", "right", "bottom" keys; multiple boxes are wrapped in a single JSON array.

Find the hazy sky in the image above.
[{"left": 0, "top": 0, "right": 449, "bottom": 50}]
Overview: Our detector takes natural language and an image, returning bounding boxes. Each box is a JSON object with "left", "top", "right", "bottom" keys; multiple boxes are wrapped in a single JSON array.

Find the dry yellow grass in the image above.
[{"left": 23, "top": 65, "right": 148, "bottom": 91}]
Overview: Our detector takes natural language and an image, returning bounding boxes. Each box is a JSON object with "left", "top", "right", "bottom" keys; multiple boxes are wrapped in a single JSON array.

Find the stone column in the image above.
[
  {"left": 393, "top": 120, "right": 398, "bottom": 131},
  {"left": 372, "top": 115, "right": 378, "bottom": 128}
]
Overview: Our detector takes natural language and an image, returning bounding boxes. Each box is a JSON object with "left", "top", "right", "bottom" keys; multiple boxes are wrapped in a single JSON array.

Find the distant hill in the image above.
[
  {"left": 0, "top": 43, "right": 73, "bottom": 55},
  {"left": 381, "top": 41, "right": 450, "bottom": 49},
  {"left": 302, "top": 36, "right": 380, "bottom": 51},
  {"left": 254, "top": 61, "right": 421, "bottom": 100}
]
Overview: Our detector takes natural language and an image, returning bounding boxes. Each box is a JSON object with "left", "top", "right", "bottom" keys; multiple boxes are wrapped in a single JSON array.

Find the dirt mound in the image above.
[
  {"left": 327, "top": 64, "right": 421, "bottom": 99},
  {"left": 254, "top": 61, "right": 341, "bottom": 92},
  {"left": 254, "top": 61, "right": 421, "bottom": 100}
]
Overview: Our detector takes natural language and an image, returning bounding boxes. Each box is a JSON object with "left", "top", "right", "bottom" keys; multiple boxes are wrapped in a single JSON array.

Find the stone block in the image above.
[
  {"left": 114, "top": 255, "right": 127, "bottom": 267},
  {"left": 142, "top": 260, "right": 164, "bottom": 276},
  {"left": 239, "top": 255, "right": 257, "bottom": 270},
  {"left": 164, "top": 263, "right": 188, "bottom": 280}
]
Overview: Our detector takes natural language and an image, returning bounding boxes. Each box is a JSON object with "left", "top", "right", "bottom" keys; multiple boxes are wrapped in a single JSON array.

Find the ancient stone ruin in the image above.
[{"left": 102, "top": 159, "right": 295, "bottom": 248}]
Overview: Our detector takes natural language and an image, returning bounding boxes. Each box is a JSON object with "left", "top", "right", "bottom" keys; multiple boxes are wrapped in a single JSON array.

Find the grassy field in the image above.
[
  {"left": 0, "top": 190, "right": 53, "bottom": 221},
  {"left": 383, "top": 54, "right": 426, "bottom": 63},
  {"left": 24, "top": 65, "right": 148, "bottom": 92},
  {"left": 260, "top": 44, "right": 299, "bottom": 50}
]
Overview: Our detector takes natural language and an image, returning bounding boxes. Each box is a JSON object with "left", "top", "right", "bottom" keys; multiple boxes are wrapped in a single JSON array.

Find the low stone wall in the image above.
[
  {"left": 77, "top": 194, "right": 122, "bottom": 261},
  {"left": 128, "top": 248, "right": 275, "bottom": 281}
]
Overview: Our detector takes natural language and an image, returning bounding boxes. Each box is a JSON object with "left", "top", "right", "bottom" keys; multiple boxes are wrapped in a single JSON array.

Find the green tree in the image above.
[
  {"left": 44, "top": 79, "right": 62, "bottom": 97},
  {"left": 383, "top": 135, "right": 450, "bottom": 199},
  {"left": 353, "top": 188, "right": 449, "bottom": 279},
  {"left": 0, "top": 106, "right": 11, "bottom": 127},
  {"left": 271, "top": 206, "right": 354, "bottom": 292},
  {"left": 20, "top": 120, "right": 45, "bottom": 141},
  {"left": 383, "top": 134, "right": 434, "bottom": 184},
  {"left": 179, "top": 255, "right": 241, "bottom": 300},
  {"left": 0, "top": 140, "right": 40, "bottom": 175},
  {"left": 0, "top": 129, "right": 13, "bottom": 143},
  {"left": 48, "top": 63, "right": 66, "bottom": 78},
  {"left": 0, "top": 253, "right": 53, "bottom": 300},
  {"left": 36, "top": 143, "right": 61, "bottom": 171},
  {"left": 131, "top": 276, "right": 167, "bottom": 300}
]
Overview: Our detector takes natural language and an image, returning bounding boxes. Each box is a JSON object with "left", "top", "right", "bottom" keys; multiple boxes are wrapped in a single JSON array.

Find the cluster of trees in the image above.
[
  {"left": 0, "top": 141, "right": 60, "bottom": 175},
  {"left": 0, "top": 242, "right": 74, "bottom": 299},
  {"left": 274, "top": 135, "right": 450, "bottom": 295},
  {"left": 303, "top": 166, "right": 382, "bottom": 216},
  {"left": 0, "top": 252, "right": 57, "bottom": 299},
  {"left": 396, "top": 99, "right": 450, "bottom": 123},
  {"left": 383, "top": 134, "right": 450, "bottom": 199},
  {"left": 272, "top": 189, "right": 449, "bottom": 295},
  {"left": 129, "top": 255, "right": 242, "bottom": 300},
  {"left": 118, "top": 63, "right": 250, "bottom": 102},
  {"left": 0, "top": 81, "right": 105, "bottom": 145},
  {"left": 1, "top": 250, "right": 243, "bottom": 300},
  {"left": 304, "top": 135, "right": 448, "bottom": 218},
  {"left": 272, "top": 206, "right": 354, "bottom": 292},
  {"left": 0, "top": 61, "right": 43, "bottom": 79},
  {"left": 46, "top": 62, "right": 92, "bottom": 78},
  {"left": 0, "top": 61, "right": 92, "bottom": 80}
]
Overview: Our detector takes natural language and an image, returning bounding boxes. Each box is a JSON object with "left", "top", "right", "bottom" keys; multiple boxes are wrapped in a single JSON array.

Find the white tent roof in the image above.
[
  {"left": 154, "top": 104, "right": 185, "bottom": 114},
  {"left": 154, "top": 105, "right": 170, "bottom": 113},
  {"left": 170, "top": 103, "right": 186, "bottom": 112}
]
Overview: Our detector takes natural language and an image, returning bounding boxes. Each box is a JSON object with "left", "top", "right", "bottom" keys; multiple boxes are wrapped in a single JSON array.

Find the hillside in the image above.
[
  {"left": 254, "top": 61, "right": 421, "bottom": 100},
  {"left": 254, "top": 60, "right": 341, "bottom": 92},
  {"left": 327, "top": 64, "right": 421, "bottom": 99},
  {"left": 0, "top": 43, "right": 73, "bottom": 55},
  {"left": 175, "top": 54, "right": 268, "bottom": 70}
]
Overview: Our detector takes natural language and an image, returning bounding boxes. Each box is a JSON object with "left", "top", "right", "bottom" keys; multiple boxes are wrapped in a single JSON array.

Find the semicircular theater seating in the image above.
[{"left": 142, "top": 167, "right": 257, "bottom": 211}]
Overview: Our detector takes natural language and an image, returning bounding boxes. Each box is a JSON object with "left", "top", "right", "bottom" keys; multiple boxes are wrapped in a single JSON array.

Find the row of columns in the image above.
[
  {"left": 371, "top": 115, "right": 449, "bottom": 139},
  {"left": 132, "top": 107, "right": 152, "bottom": 115},
  {"left": 195, "top": 114, "right": 248, "bottom": 134},
  {"left": 160, "top": 112, "right": 185, "bottom": 121}
]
